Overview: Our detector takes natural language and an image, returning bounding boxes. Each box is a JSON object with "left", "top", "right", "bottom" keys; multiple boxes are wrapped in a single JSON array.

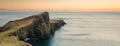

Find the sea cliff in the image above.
[{"left": 0, "top": 12, "right": 66, "bottom": 46}]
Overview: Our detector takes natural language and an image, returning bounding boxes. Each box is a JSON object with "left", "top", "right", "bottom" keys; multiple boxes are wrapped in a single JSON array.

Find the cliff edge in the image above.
[{"left": 0, "top": 12, "right": 66, "bottom": 46}]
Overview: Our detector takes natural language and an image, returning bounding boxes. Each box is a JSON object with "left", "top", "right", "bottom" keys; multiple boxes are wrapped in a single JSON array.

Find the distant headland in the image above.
[{"left": 0, "top": 12, "right": 66, "bottom": 46}]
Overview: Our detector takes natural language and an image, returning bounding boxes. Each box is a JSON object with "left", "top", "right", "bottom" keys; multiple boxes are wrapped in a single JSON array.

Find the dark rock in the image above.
[
  {"left": 0, "top": 12, "right": 66, "bottom": 46},
  {"left": 0, "top": 27, "right": 2, "bottom": 32},
  {"left": 50, "top": 19, "right": 66, "bottom": 32}
]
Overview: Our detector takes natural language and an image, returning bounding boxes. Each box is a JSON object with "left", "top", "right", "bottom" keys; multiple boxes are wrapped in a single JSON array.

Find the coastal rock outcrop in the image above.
[
  {"left": 0, "top": 12, "right": 66, "bottom": 46},
  {"left": 0, "top": 27, "right": 3, "bottom": 32},
  {"left": 50, "top": 20, "right": 66, "bottom": 33}
]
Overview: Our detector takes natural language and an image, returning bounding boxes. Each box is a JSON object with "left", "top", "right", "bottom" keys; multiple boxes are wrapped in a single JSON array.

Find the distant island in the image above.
[{"left": 0, "top": 12, "right": 66, "bottom": 46}]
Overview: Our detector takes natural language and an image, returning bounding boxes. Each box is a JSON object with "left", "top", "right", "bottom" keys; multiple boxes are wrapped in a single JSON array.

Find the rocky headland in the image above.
[{"left": 0, "top": 12, "right": 66, "bottom": 46}]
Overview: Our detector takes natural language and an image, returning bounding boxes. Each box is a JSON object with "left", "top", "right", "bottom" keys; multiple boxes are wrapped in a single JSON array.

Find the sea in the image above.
[{"left": 0, "top": 11, "right": 120, "bottom": 46}]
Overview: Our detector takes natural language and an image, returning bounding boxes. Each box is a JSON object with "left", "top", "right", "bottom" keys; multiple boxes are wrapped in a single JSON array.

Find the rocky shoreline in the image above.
[{"left": 0, "top": 12, "right": 66, "bottom": 46}]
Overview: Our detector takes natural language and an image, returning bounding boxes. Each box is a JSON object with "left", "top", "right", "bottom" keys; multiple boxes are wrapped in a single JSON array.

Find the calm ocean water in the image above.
[{"left": 0, "top": 11, "right": 120, "bottom": 46}]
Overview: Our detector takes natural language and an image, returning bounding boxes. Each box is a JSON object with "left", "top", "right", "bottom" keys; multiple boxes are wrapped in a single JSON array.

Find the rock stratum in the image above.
[{"left": 0, "top": 12, "right": 66, "bottom": 46}]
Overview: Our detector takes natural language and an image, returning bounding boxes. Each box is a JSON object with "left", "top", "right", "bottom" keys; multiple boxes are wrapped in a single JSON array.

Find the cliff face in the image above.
[
  {"left": 0, "top": 12, "right": 66, "bottom": 46},
  {"left": 50, "top": 20, "right": 66, "bottom": 33},
  {"left": 0, "top": 27, "right": 2, "bottom": 32}
]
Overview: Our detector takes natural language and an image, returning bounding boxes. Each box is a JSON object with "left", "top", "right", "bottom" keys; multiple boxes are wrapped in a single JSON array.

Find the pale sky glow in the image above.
[{"left": 0, "top": 0, "right": 120, "bottom": 12}]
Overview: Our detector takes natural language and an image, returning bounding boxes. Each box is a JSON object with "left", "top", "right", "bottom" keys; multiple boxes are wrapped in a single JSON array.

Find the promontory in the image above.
[{"left": 0, "top": 12, "right": 66, "bottom": 46}]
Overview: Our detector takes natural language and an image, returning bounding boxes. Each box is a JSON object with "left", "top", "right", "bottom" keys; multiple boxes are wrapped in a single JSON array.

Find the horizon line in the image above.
[{"left": 0, "top": 10, "right": 120, "bottom": 12}]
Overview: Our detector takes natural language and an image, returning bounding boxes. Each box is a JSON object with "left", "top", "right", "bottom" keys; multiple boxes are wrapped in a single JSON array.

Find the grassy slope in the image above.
[{"left": 0, "top": 18, "right": 34, "bottom": 46}]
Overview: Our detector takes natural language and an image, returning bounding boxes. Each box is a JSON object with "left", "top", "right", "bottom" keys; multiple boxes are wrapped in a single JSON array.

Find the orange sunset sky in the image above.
[{"left": 0, "top": 0, "right": 120, "bottom": 12}]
